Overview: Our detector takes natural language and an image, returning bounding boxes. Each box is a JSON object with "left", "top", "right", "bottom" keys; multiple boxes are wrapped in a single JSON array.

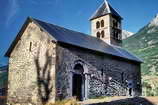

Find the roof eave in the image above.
[
  {"left": 5, "top": 17, "right": 32, "bottom": 57},
  {"left": 57, "top": 41, "right": 143, "bottom": 64},
  {"left": 5, "top": 17, "right": 58, "bottom": 57},
  {"left": 90, "top": 13, "right": 123, "bottom": 21}
]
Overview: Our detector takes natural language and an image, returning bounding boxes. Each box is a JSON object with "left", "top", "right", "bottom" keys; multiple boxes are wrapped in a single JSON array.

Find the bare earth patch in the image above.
[{"left": 80, "top": 96, "right": 158, "bottom": 105}]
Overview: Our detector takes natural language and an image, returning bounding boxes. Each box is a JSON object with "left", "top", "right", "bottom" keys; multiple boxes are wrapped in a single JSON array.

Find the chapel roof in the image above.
[
  {"left": 5, "top": 17, "right": 142, "bottom": 63},
  {"left": 90, "top": 0, "right": 122, "bottom": 20}
]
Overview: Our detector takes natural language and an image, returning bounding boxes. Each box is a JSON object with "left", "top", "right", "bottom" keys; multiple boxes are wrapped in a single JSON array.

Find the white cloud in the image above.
[{"left": 5, "top": 0, "right": 19, "bottom": 27}]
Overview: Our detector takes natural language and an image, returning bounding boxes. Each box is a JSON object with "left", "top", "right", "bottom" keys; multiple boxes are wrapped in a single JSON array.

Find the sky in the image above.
[{"left": 0, "top": 0, "right": 158, "bottom": 66}]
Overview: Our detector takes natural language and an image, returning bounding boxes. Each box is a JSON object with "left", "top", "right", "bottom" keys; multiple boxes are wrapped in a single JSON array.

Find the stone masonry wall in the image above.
[
  {"left": 56, "top": 44, "right": 141, "bottom": 99},
  {"left": 8, "top": 22, "right": 56, "bottom": 105}
]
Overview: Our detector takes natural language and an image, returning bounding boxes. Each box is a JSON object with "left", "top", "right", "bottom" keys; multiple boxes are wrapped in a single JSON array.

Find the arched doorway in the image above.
[{"left": 72, "top": 64, "right": 84, "bottom": 101}]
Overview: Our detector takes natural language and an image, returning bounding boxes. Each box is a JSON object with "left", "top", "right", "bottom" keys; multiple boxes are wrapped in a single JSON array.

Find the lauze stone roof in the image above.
[
  {"left": 5, "top": 17, "right": 143, "bottom": 63},
  {"left": 90, "top": 0, "right": 122, "bottom": 20}
]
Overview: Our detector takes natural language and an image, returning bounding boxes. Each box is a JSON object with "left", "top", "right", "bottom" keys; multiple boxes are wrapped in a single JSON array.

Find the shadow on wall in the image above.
[
  {"left": 88, "top": 97, "right": 155, "bottom": 105},
  {"left": 34, "top": 48, "right": 53, "bottom": 104}
]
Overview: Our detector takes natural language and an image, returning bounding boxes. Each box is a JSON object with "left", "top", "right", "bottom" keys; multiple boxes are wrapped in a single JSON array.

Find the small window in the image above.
[
  {"left": 113, "top": 20, "right": 115, "bottom": 27},
  {"left": 97, "top": 32, "right": 100, "bottom": 38},
  {"left": 113, "top": 30, "right": 116, "bottom": 39},
  {"left": 116, "top": 22, "right": 118, "bottom": 28},
  {"left": 101, "top": 20, "right": 104, "bottom": 27},
  {"left": 29, "top": 42, "right": 32, "bottom": 52},
  {"left": 96, "top": 21, "right": 100, "bottom": 29},
  {"left": 101, "top": 69, "right": 104, "bottom": 76},
  {"left": 115, "top": 32, "right": 118, "bottom": 39},
  {"left": 121, "top": 72, "right": 124, "bottom": 83},
  {"left": 101, "top": 30, "right": 105, "bottom": 38}
]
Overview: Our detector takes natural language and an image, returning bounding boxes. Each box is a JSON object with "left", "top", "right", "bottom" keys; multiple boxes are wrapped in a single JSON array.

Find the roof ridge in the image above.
[
  {"left": 32, "top": 18, "right": 100, "bottom": 40},
  {"left": 104, "top": 0, "right": 110, "bottom": 13},
  {"left": 32, "top": 17, "right": 142, "bottom": 63},
  {"left": 5, "top": 17, "right": 142, "bottom": 63},
  {"left": 90, "top": 1, "right": 122, "bottom": 20}
]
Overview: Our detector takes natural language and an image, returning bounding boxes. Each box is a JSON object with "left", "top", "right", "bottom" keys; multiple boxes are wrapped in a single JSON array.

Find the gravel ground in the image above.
[{"left": 80, "top": 97, "right": 158, "bottom": 105}]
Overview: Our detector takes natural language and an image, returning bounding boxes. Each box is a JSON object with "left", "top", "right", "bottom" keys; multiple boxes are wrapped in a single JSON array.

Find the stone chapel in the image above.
[{"left": 5, "top": 0, "right": 142, "bottom": 105}]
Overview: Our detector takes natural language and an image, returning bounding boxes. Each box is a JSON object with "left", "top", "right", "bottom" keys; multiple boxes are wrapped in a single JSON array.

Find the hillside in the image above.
[
  {"left": 123, "top": 14, "right": 158, "bottom": 76},
  {"left": 123, "top": 14, "right": 158, "bottom": 96}
]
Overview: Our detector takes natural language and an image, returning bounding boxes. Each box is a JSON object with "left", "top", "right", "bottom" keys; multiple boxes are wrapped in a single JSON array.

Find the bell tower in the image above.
[{"left": 90, "top": 0, "right": 123, "bottom": 46}]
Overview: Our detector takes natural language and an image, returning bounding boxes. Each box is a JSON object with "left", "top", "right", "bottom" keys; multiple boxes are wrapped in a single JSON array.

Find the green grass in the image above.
[{"left": 123, "top": 23, "right": 158, "bottom": 96}]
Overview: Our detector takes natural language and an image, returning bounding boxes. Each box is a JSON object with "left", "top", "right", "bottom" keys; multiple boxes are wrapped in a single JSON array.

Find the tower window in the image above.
[
  {"left": 96, "top": 21, "right": 100, "bottom": 29},
  {"left": 115, "top": 32, "right": 118, "bottom": 39},
  {"left": 113, "top": 30, "right": 120, "bottom": 40},
  {"left": 101, "top": 20, "right": 104, "bottom": 27},
  {"left": 101, "top": 30, "right": 105, "bottom": 38},
  {"left": 113, "top": 20, "right": 117, "bottom": 28},
  {"left": 97, "top": 32, "right": 100, "bottom": 38}
]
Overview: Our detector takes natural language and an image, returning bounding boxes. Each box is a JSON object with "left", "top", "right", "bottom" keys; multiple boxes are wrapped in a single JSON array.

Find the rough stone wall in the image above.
[
  {"left": 56, "top": 44, "right": 141, "bottom": 99},
  {"left": 8, "top": 22, "right": 56, "bottom": 105}
]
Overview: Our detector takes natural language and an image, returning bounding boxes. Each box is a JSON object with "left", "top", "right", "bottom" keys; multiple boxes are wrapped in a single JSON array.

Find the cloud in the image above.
[{"left": 5, "top": 0, "right": 19, "bottom": 27}]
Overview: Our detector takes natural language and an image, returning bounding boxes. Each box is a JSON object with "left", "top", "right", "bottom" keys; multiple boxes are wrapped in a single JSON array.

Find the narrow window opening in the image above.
[
  {"left": 29, "top": 42, "right": 32, "bottom": 52},
  {"left": 101, "top": 30, "right": 105, "bottom": 38},
  {"left": 96, "top": 21, "right": 100, "bottom": 29},
  {"left": 97, "top": 32, "right": 100, "bottom": 38},
  {"left": 121, "top": 72, "right": 124, "bottom": 83},
  {"left": 101, "top": 20, "right": 104, "bottom": 27},
  {"left": 116, "top": 32, "right": 118, "bottom": 39},
  {"left": 113, "top": 30, "right": 119, "bottom": 40},
  {"left": 113, "top": 20, "right": 115, "bottom": 27},
  {"left": 101, "top": 69, "right": 104, "bottom": 77}
]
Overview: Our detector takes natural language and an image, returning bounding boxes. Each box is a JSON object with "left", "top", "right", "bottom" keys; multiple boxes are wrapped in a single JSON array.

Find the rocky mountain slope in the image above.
[
  {"left": 122, "top": 30, "right": 134, "bottom": 39},
  {"left": 123, "top": 14, "right": 158, "bottom": 96},
  {"left": 123, "top": 14, "right": 158, "bottom": 76}
]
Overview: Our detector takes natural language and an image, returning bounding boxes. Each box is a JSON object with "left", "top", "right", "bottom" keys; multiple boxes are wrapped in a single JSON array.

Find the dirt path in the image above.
[{"left": 80, "top": 96, "right": 158, "bottom": 105}]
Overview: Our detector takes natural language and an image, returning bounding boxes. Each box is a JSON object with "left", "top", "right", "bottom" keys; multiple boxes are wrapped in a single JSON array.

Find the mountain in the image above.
[
  {"left": 123, "top": 14, "right": 158, "bottom": 76},
  {"left": 122, "top": 30, "right": 134, "bottom": 39},
  {"left": 123, "top": 14, "right": 158, "bottom": 96}
]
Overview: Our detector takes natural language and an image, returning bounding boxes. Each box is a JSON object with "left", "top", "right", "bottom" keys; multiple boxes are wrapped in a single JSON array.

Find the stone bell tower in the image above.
[{"left": 90, "top": 0, "right": 123, "bottom": 46}]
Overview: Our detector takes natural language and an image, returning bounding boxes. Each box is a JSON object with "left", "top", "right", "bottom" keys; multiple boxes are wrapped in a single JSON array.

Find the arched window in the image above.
[
  {"left": 101, "top": 20, "right": 104, "bottom": 27},
  {"left": 97, "top": 32, "right": 100, "bottom": 38},
  {"left": 101, "top": 30, "right": 105, "bottom": 38},
  {"left": 74, "top": 64, "right": 84, "bottom": 73},
  {"left": 115, "top": 32, "right": 119, "bottom": 39},
  {"left": 96, "top": 21, "right": 100, "bottom": 29}
]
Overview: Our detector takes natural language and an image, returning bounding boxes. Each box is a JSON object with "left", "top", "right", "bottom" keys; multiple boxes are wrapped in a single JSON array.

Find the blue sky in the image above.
[{"left": 0, "top": 0, "right": 158, "bottom": 65}]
